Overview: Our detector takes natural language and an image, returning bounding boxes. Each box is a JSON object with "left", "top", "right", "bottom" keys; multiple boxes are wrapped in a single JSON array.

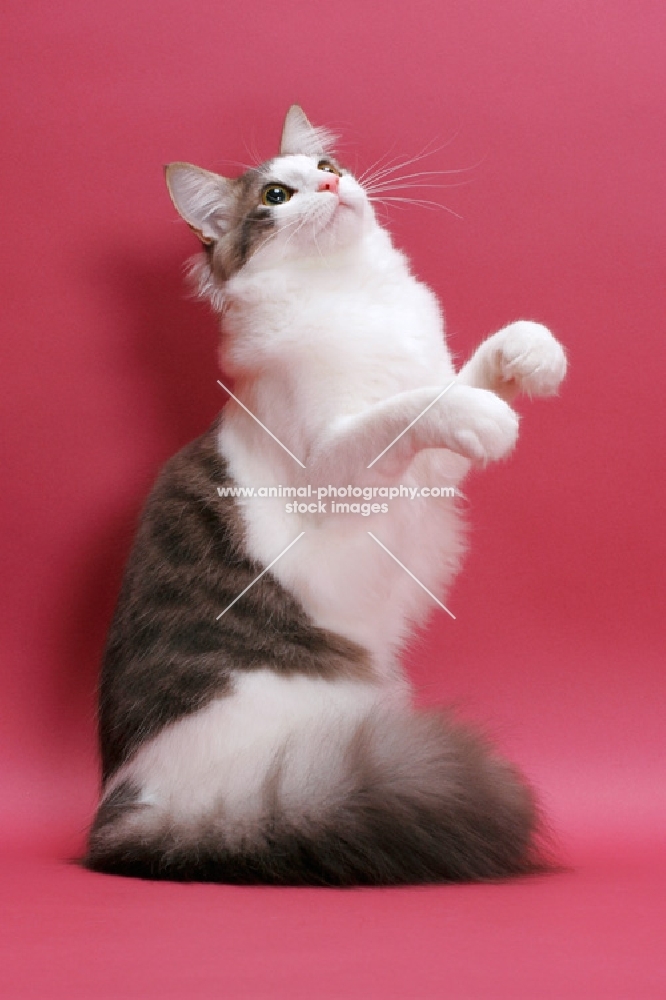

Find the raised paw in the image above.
[
  {"left": 446, "top": 388, "right": 519, "bottom": 465},
  {"left": 490, "top": 321, "right": 567, "bottom": 398}
]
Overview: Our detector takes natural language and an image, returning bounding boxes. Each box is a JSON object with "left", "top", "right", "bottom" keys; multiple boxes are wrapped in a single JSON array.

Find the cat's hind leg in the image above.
[{"left": 457, "top": 321, "right": 567, "bottom": 403}]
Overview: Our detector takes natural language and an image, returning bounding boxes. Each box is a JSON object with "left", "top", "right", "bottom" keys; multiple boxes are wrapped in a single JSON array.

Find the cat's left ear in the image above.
[
  {"left": 164, "top": 162, "right": 234, "bottom": 245},
  {"left": 279, "top": 105, "right": 336, "bottom": 157}
]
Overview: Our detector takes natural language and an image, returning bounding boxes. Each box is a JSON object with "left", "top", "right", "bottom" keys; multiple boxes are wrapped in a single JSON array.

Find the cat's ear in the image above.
[
  {"left": 164, "top": 162, "right": 233, "bottom": 245},
  {"left": 279, "top": 105, "right": 336, "bottom": 157}
]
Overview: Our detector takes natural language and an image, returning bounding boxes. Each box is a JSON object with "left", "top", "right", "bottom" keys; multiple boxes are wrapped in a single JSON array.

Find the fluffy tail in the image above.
[{"left": 85, "top": 707, "right": 546, "bottom": 886}]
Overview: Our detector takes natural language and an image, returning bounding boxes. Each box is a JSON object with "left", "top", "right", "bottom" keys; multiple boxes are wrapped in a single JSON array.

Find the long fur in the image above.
[
  {"left": 85, "top": 105, "right": 566, "bottom": 885},
  {"left": 88, "top": 682, "right": 541, "bottom": 885}
]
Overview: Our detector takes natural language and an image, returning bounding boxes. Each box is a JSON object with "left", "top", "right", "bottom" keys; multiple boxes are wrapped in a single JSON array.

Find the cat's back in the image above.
[
  {"left": 98, "top": 421, "right": 372, "bottom": 781},
  {"left": 98, "top": 422, "right": 238, "bottom": 776}
]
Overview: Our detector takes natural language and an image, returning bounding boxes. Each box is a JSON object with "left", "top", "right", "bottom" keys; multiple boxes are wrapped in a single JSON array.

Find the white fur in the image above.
[
  {"left": 458, "top": 319, "right": 568, "bottom": 400},
  {"left": 106, "top": 671, "right": 402, "bottom": 840},
  {"left": 213, "top": 148, "right": 566, "bottom": 673},
  {"left": 279, "top": 104, "right": 337, "bottom": 158},
  {"left": 125, "top": 115, "right": 566, "bottom": 824}
]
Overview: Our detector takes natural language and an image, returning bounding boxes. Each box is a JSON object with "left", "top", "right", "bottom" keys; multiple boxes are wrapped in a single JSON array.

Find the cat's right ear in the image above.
[
  {"left": 280, "top": 105, "right": 336, "bottom": 157},
  {"left": 164, "top": 163, "right": 233, "bottom": 245}
]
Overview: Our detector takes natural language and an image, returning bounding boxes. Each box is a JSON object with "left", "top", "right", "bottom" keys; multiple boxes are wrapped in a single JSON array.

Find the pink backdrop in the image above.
[{"left": 2, "top": 1, "right": 664, "bottom": 996}]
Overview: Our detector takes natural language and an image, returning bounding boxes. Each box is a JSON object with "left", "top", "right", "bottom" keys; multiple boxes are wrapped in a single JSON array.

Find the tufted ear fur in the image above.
[
  {"left": 164, "top": 162, "right": 234, "bottom": 245},
  {"left": 279, "top": 105, "right": 336, "bottom": 157}
]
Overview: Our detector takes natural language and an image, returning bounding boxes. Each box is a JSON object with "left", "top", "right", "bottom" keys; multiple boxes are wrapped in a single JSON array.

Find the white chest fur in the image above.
[{"left": 217, "top": 240, "right": 471, "bottom": 687}]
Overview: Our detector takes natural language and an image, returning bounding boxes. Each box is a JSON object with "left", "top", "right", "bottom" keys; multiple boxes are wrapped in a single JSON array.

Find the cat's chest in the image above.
[
  {"left": 235, "top": 267, "right": 446, "bottom": 367},
  {"left": 293, "top": 279, "right": 437, "bottom": 341}
]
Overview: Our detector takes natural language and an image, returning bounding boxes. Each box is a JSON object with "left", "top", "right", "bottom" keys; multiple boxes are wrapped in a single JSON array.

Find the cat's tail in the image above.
[{"left": 85, "top": 701, "right": 547, "bottom": 885}]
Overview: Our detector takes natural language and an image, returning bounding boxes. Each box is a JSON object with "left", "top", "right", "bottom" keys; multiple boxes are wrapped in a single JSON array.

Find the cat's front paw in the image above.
[
  {"left": 447, "top": 388, "right": 519, "bottom": 465},
  {"left": 491, "top": 321, "right": 567, "bottom": 398}
]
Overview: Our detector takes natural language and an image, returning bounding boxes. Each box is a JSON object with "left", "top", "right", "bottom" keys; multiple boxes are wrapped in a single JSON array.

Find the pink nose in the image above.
[{"left": 317, "top": 173, "right": 340, "bottom": 194}]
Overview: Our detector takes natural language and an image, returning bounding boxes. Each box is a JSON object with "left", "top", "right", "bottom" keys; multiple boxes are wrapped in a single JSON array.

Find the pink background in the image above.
[{"left": 2, "top": 1, "right": 664, "bottom": 996}]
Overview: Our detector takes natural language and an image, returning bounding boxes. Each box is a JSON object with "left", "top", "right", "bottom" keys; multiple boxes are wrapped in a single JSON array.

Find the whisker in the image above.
[
  {"left": 251, "top": 213, "right": 304, "bottom": 259},
  {"left": 365, "top": 180, "right": 472, "bottom": 195},
  {"left": 356, "top": 142, "right": 402, "bottom": 184},
  {"left": 369, "top": 195, "right": 463, "bottom": 219},
  {"left": 360, "top": 149, "right": 436, "bottom": 188},
  {"left": 365, "top": 164, "right": 481, "bottom": 187},
  {"left": 243, "top": 132, "right": 264, "bottom": 168},
  {"left": 280, "top": 211, "right": 312, "bottom": 253},
  {"left": 364, "top": 135, "right": 446, "bottom": 174},
  {"left": 217, "top": 158, "right": 256, "bottom": 175},
  {"left": 359, "top": 135, "right": 460, "bottom": 188},
  {"left": 312, "top": 222, "right": 325, "bottom": 263}
]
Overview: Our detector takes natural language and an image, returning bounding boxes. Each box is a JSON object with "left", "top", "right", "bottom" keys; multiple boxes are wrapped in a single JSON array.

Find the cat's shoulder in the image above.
[{"left": 149, "top": 418, "right": 228, "bottom": 502}]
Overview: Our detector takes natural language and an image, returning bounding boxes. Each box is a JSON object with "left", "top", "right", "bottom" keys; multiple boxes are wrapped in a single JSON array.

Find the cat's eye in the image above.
[
  {"left": 261, "top": 184, "right": 293, "bottom": 206},
  {"left": 317, "top": 160, "right": 341, "bottom": 176}
]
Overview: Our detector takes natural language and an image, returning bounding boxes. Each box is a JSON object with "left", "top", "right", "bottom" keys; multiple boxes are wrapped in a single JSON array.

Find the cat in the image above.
[{"left": 85, "top": 105, "right": 567, "bottom": 885}]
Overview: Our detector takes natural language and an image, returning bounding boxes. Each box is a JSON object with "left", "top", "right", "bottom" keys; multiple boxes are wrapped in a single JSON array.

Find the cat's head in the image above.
[{"left": 165, "top": 106, "right": 374, "bottom": 309}]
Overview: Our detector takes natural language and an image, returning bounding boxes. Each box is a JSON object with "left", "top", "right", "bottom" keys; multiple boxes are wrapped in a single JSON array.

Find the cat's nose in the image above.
[{"left": 317, "top": 174, "right": 340, "bottom": 194}]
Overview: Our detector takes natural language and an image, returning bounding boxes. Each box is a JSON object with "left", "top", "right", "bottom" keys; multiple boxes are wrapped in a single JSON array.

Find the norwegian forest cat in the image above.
[{"left": 85, "top": 106, "right": 566, "bottom": 884}]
